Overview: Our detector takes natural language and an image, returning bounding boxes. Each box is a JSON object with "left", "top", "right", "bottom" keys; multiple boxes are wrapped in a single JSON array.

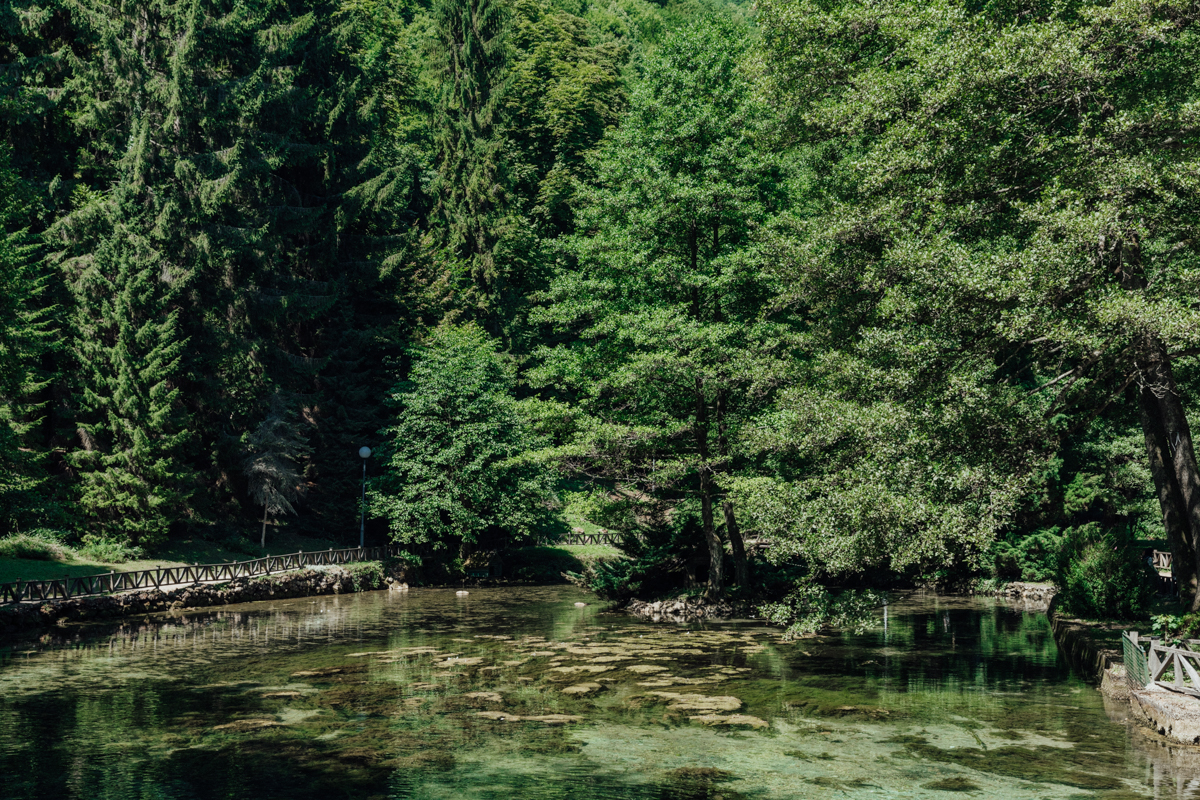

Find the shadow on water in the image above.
[{"left": 0, "top": 588, "right": 1196, "bottom": 799}]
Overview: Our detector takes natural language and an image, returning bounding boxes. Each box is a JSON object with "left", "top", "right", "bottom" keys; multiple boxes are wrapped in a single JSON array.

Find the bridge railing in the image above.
[
  {"left": 536, "top": 531, "right": 640, "bottom": 547},
  {"left": 0, "top": 545, "right": 399, "bottom": 605},
  {"left": 1122, "top": 630, "right": 1200, "bottom": 696}
]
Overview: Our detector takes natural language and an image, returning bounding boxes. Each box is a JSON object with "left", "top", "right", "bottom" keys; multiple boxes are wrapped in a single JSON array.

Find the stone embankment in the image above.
[
  {"left": 968, "top": 580, "right": 1057, "bottom": 609},
  {"left": 1048, "top": 599, "right": 1200, "bottom": 748},
  {"left": 0, "top": 564, "right": 390, "bottom": 635},
  {"left": 625, "top": 596, "right": 742, "bottom": 623}
]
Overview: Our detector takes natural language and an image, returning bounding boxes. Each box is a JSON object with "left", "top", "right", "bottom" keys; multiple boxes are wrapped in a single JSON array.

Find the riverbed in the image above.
[{"left": 0, "top": 587, "right": 1190, "bottom": 798}]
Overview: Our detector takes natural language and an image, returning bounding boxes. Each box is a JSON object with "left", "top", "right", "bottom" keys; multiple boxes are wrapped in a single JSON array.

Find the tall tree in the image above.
[
  {"left": 243, "top": 399, "right": 312, "bottom": 547},
  {"left": 68, "top": 222, "right": 193, "bottom": 546},
  {"left": 0, "top": 146, "right": 57, "bottom": 533},
  {"left": 530, "top": 18, "right": 789, "bottom": 597},
  {"left": 428, "top": 0, "right": 514, "bottom": 323},
  {"left": 370, "top": 323, "right": 554, "bottom": 557},
  {"left": 45, "top": 0, "right": 426, "bottom": 543},
  {"left": 750, "top": 0, "right": 1200, "bottom": 611}
]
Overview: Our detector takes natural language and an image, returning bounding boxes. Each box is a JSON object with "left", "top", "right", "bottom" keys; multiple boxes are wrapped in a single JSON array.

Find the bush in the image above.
[
  {"left": 0, "top": 530, "right": 72, "bottom": 561},
  {"left": 76, "top": 538, "right": 145, "bottom": 563},
  {"left": 1054, "top": 523, "right": 1154, "bottom": 619},
  {"left": 344, "top": 561, "right": 385, "bottom": 591},
  {"left": 989, "top": 528, "right": 1064, "bottom": 582}
]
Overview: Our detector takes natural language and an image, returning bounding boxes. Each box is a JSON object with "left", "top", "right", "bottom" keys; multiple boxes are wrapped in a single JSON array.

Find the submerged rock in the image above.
[
  {"left": 688, "top": 714, "right": 768, "bottom": 729},
  {"left": 436, "top": 656, "right": 484, "bottom": 667},
  {"left": 644, "top": 692, "right": 742, "bottom": 712},
  {"left": 213, "top": 719, "right": 282, "bottom": 732},
  {"left": 291, "top": 667, "right": 345, "bottom": 678},
  {"left": 473, "top": 711, "right": 582, "bottom": 724},
  {"left": 626, "top": 665, "right": 670, "bottom": 674},
  {"left": 548, "top": 665, "right": 612, "bottom": 675}
]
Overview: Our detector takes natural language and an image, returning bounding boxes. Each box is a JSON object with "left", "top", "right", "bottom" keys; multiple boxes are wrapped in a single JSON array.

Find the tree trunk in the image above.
[
  {"left": 701, "top": 476, "right": 723, "bottom": 599},
  {"left": 724, "top": 500, "right": 748, "bottom": 587},
  {"left": 1140, "top": 337, "right": 1200, "bottom": 610},
  {"left": 1138, "top": 382, "right": 1196, "bottom": 600},
  {"left": 261, "top": 504, "right": 268, "bottom": 549},
  {"left": 715, "top": 389, "right": 748, "bottom": 586},
  {"left": 695, "top": 379, "right": 722, "bottom": 599}
]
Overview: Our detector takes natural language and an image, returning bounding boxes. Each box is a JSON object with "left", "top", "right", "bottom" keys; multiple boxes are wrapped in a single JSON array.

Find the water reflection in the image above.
[{"left": 0, "top": 587, "right": 1192, "bottom": 799}]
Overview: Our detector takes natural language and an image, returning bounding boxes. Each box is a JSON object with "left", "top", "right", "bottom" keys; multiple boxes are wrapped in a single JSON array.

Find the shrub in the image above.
[
  {"left": 989, "top": 528, "right": 1064, "bottom": 582},
  {"left": 344, "top": 561, "right": 385, "bottom": 591},
  {"left": 76, "top": 538, "right": 145, "bottom": 563},
  {"left": 1054, "top": 523, "right": 1154, "bottom": 619},
  {"left": 0, "top": 530, "right": 72, "bottom": 561},
  {"left": 1150, "top": 613, "right": 1200, "bottom": 645}
]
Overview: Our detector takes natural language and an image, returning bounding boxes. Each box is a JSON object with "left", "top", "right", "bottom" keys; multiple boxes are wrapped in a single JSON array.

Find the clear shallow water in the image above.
[{"left": 0, "top": 587, "right": 1192, "bottom": 799}]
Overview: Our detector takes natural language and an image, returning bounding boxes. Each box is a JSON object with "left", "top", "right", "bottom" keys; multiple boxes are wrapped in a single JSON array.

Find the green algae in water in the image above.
[
  {"left": 923, "top": 777, "right": 983, "bottom": 792},
  {"left": 0, "top": 588, "right": 1172, "bottom": 799}
]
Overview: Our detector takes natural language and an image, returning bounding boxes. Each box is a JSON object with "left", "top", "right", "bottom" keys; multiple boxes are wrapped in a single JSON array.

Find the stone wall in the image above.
[{"left": 0, "top": 563, "right": 390, "bottom": 635}]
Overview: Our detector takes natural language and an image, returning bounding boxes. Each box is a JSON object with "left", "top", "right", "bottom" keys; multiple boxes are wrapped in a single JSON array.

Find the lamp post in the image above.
[{"left": 358, "top": 446, "right": 371, "bottom": 549}]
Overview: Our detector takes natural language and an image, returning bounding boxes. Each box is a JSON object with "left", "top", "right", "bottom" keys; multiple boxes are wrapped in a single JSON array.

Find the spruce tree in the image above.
[
  {"left": 0, "top": 146, "right": 57, "bottom": 533},
  {"left": 67, "top": 215, "right": 192, "bottom": 547},
  {"left": 243, "top": 399, "right": 312, "bottom": 547},
  {"left": 428, "top": 0, "right": 516, "bottom": 323}
]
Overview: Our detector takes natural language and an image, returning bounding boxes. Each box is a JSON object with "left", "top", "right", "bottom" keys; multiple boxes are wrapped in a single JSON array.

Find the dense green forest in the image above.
[{"left": 3, "top": 0, "right": 1200, "bottom": 629}]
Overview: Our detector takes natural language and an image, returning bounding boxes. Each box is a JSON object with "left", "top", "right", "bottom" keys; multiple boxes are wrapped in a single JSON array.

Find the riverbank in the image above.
[
  {"left": 0, "top": 562, "right": 390, "bottom": 634},
  {"left": 1042, "top": 598, "right": 1200, "bottom": 749}
]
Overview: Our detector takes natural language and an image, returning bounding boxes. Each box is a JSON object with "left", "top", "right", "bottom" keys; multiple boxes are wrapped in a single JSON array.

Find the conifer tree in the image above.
[
  {"left": 428, "top": 0, "right": 516, "bottom": 322},
  {"left": 0, "top": 146, "right": 57, "bottom": 532},
  {"left": 243, "top": 399, "right": 312, "bottom": 547},
  {"left": 67, "top": 217, "right": 192, "bottom": 547}
]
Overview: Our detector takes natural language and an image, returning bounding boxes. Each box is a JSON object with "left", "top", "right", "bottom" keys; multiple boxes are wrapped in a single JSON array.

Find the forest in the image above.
[{"left": 3, "top": 0, "right": 1200, "bottom": 632}]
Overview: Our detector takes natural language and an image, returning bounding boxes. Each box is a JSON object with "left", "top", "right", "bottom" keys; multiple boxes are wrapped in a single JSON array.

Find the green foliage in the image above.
[
  {"left": 75, "top": 538, "right": 145, "bottom": 564},
  {"left": 3, "top": 0, "right": 1199, "bottom": 627},
  {"left": 67, "top": 229, "right": 193, "bottom": 548},
  {"left": 371, "top": 323, "right": 555, "bottom": 552},
  {"left": 757, "top": 582, "right": 888, "bottom": 639},
  {"left": 569, "top": 499, "right": 709, "bottom": 600},
  {"left": 344, "top": 560, "right": 386, "bottom": 591},
  {"left": 530, "top": 16, "right": 788, "bottom": 595},
  {"left": 0, "top": 530, "right": 71, "bottom": 561},
  {"left": 1054, "top": 523, "right": 1154, "bottom": 620},
  {"left": 243, "top": 399, "right": 313, "bottom": 545},
  {"left": 561, "top": 489, "right": 633, "bottom": 531},
  {"left": 1150, "top": 613, "right": 1200, "bottom": 647},
  {"left": 0, "top": 144, "right": 58, "bottom": 534},
  {"left": 988, "top": 529, "right": 1063, "bottom": 583}
]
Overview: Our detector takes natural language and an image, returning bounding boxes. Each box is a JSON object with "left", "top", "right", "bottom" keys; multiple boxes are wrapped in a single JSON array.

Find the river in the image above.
[{"left": 0, "top": 586, "right": 1192, "bottom": 798}]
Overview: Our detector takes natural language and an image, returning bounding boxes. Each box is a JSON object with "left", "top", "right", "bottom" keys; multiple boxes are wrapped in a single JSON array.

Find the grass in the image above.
[
  {"left": 0, "top": 529, "right": 342, "bottom": 585},
  {"left": 559, "top": 544, "right": 622, "bottom": 562}
]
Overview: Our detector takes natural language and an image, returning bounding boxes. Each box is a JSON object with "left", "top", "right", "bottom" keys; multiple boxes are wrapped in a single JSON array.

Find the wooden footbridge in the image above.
[{"left": 0, "top": 545, "right": 399, "bottom": 605}]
